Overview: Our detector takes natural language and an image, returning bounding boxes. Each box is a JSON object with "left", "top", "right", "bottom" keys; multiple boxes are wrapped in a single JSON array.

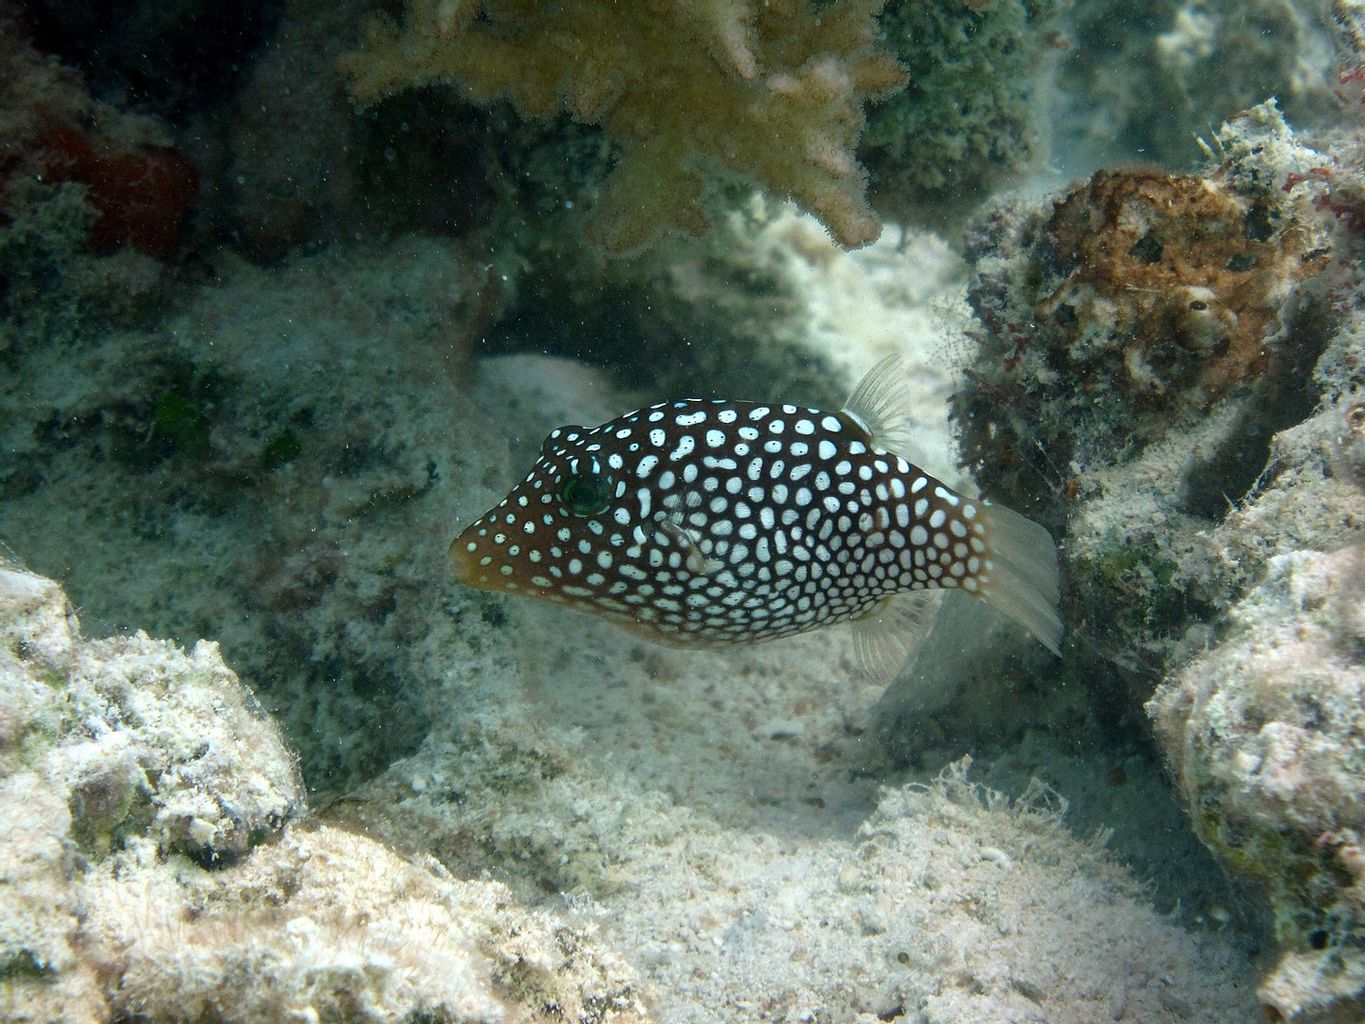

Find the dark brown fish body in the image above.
[{"left": 451, "top": 358, "right": 1061, "bottom": 675}]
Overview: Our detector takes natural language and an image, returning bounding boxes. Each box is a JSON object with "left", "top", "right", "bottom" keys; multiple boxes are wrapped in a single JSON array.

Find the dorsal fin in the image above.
[{"left": 841, "top": 354, "right": 916, "bottom": 455}]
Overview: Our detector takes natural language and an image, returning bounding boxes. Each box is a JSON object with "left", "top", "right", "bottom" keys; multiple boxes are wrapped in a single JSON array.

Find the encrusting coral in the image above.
[
  {"left": 1037, "top": 167, "right": 1331, "bottom": 408},
  {"left": 341, "top": 0, "right": 905, "bottom": 253},
  {"left": 950, "top": 101, "right": 1339, "bottom": 674},
  {"left": 958, "top": 106, "right": 1334, "bottom": 479}
]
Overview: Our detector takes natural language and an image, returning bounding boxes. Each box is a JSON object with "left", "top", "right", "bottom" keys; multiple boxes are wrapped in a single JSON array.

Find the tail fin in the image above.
[{"left": 977, "top": 502, "right": 1063, "bottom": 655}]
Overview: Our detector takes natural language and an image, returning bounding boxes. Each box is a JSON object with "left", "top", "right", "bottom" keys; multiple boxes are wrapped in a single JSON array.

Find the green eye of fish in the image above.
[{"left": 558, "top": 469, "right": 613, "bottom": 517}]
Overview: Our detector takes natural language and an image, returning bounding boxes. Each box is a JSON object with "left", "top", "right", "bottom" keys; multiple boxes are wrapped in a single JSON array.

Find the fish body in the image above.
[{"left": 451, "top": 357, "right": 1062, "bottom": 676}]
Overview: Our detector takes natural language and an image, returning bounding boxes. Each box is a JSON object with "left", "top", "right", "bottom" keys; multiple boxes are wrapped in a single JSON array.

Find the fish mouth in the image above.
[
  {"left": 449, "top": 531, "right": 518, "bottom": 593},
  {"left": 448, "top": 534, "right": 484, "bottom": 587}
]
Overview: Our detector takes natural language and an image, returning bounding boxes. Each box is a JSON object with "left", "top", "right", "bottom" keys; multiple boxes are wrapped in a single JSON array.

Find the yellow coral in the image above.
[{"left": 342, "top": 0, "right": 904, "bottom": 252}]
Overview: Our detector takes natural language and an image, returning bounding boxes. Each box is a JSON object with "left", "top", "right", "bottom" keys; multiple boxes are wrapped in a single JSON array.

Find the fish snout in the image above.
[
  {"left": 449, "top": 529, "right": 515, "bottom": 593},
  {"left": 449, "top": 533, "right": 478, "bottom": 585}
]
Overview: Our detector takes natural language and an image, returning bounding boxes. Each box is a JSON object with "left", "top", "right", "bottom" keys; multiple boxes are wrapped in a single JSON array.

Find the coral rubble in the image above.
[
  {"left": 0, "top": 560, "right": 648, "bottom": 1024},
  {"left": 342, "top": 0, "right": 905, "bottom": 252}
]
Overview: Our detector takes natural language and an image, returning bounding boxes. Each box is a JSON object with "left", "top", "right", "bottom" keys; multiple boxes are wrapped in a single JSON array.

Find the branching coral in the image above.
[{"left": 341, "top": 0, "right": 904, "bottom": 253}]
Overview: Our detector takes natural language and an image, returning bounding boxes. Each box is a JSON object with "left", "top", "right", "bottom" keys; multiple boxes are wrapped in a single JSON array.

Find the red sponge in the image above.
[{"left": 38, "top": 123, "right": 198, "bottom": 259}]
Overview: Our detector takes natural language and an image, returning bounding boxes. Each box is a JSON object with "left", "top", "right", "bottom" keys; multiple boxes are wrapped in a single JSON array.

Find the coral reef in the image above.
[
  {"left": 0, "top": 237, "right": 505, "bottom": 792},
  {"left": 341, "top": 0, "right": 905, "bottom": 252},
  {"left": 953, "top": 101, "right": 1339, "bottom": 674},
  {"left": 1143, "top": 99, "right": 1365, "bottom": 1011},
  {"left": 0, "top": 560, "right": 648, "bottom": 1023},
  {"left": 75, "top": 824, "right": 650, "bottom": 1024},
  {"left": 1058, "top": 0, "right": 1343, "bottom": 170},
  {"left": 5, "top": 0, "right": 1362, "bottom": 1020},
  {"left": 203, "top": 0, "right": 943, "bottom": 397},
  {"left": 0, "top": 563, "right": 302, "bottom": 870},
  {"left": 0, "top": 216, "right": 1263, "bottom": 1020},
  {"left": 211, "top": 0, "right": 1072, "bottom": 279},
  {"left": 862, "top": 0, "right": 1064, "bottom": 231},
  {"left": 0, "top": 16, "right": 176, "bottom": 361},
  {"left": 951, "top": 63, "right": 1365, "bottom": 1020},
  {"left": 1, "top": 557, "right": 294, "bottom": 1012},
  {"left": 0, "top": 16, "right": 198, "bottom": 262},
  {"left": 1150, "top": 547, "right": 1365, "bottom": 1024}
]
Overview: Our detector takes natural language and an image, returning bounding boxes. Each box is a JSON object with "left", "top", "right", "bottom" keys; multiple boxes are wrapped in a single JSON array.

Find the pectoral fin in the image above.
[{"left": 655, "top": 492, "right": 723, "bottom": 575}]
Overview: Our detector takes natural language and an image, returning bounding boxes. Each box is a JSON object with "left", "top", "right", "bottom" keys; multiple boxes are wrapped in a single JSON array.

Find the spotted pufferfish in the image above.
[{"left": 450, "top": 357, "right": 1062, "bottom": 679}]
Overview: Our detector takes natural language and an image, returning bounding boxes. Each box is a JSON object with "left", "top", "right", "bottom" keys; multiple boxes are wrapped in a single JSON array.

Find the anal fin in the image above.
[{"left": 851, "top": 590, "right": 943, "bottom": 683}]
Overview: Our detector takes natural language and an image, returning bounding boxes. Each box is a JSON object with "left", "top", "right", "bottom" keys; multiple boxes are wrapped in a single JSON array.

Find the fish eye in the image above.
[{"left": 557, "top": 459, "right": 613, "bottom": 517}]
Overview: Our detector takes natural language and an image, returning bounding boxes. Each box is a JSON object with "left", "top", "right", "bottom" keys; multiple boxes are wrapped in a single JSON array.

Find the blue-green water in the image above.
[{"left": 3, "top": 2, "right": 1364, "bottom": 1021}]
